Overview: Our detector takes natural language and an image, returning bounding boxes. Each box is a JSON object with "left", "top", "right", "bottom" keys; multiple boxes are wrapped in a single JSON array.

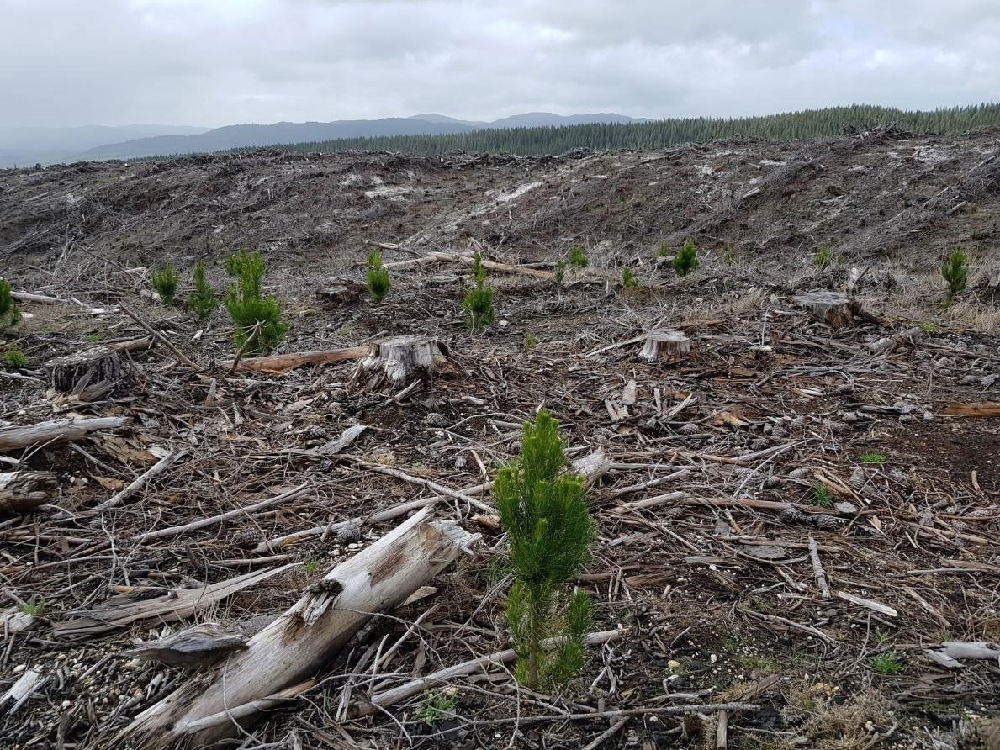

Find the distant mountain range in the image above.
[{"left": 0, "top": 113, "right": 647, "bottom": 166}]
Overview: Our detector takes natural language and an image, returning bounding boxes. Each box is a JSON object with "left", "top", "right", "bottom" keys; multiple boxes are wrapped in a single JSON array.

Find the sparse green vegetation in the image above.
[
  {"left": 151, "top": 265, "right": 178, "bottom": 304},
  {"left": 496, "top": 410, "right": 595, "bottom": 689},
  {"left": 223, "top": 248, "right": 288, "bottom": 354},
  {"left": 17, "top": 595, "right": 45, "bottom": 616},
  {"left": 657, "top": 242, "right": 670, "bottom": 258},
  {"left": 524, "top": 331, "right": 537, "bottom": 350},
  {"left": 0, "top": 279, "right": 20, "bottom": 329},
  {"left": 723, "top": 244, "right": 735, "bottom": 265},
  {"left": 3, "top": 345, "right": 28, "bottom": 369},
  {"left": 941, "top": 246, "right": 969, "bottom": 306},
  {"left": 815, "top": 244, "right": 832, "bottom": 270},
  {"left": 553, "top": 259, "right": 565, "bottom": 284},
  {"left": 187, "top": 261, "right": 218, "bottom": 322},
  {"left": 414, "top": 691, "right": 455, "bottom": 725},
  {"left": 672, "top": 238, "right": 699, "bottom": 276},
  {"left": 568, "top": 246, "right": 588, "bottom": 269},
  {"left": 919, "top": 321, "right": 940, "bottom": 333},
  {"left": 868, "top": 651, "right": 904, "bottom": 675},
  {"left": 463, "top": 251, "right": 495, "bottom": 333},
  {"left": 812, "top": 485, "right": 833, "bottom": 508},
  {"left": 621, "top": 267, "right": 639, "bottom": 289},
  {"left": 302, "top": 559, "right": 323, "bottom": 575},
  {"left": 859, "top": 452, "right": 887, "bottom": 464},
  {"left": 366, "top": 249, "right": 391, "bottom": 303}
]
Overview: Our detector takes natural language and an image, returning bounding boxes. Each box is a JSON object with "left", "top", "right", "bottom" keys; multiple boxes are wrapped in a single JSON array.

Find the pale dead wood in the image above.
[
  {"left": 837, "top": 591, "right": 898, "bottom": 617},
  {"left": 124, "top": 510, "right": 479, "bottom": 747},
  {"left": 941, "top": 402, "right": 1000, "bottom": 417},
  {"left": 53, "top": 564, "right": 295, "bottom": 638},
  {"left": 642, "top": 329, "right": 691, "bottom": 362},
  {"left": 89, "top": 449, "right": 186, "bottom": 513},
  {"left": 0, "top": 416, "right": 128, "bottom": 452},
  {"left": 221, "top": 347, "right": 369, "bottom": 374},
  {"left": 383, "top": 250, "right": 553, "bottom": 279},
  {"left": 352, "top": 629, "right": 624, "bottom": 718},
  {"left": 353, "top": 336, "right": 447, "bottom": 387},
  {"left": 44, "top": 346, "right": 122, "bottom": 393},
  {"left": 808, "top": 535, "right": 831, "bottom": 598},
  {"left": 130, "top": 483, "right": 309, "bottom": 543}
]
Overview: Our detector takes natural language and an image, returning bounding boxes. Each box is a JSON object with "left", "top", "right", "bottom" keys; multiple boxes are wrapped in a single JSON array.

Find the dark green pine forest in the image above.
[{"left": 273, "top": 103, "right": 1000, "bottom": 156}]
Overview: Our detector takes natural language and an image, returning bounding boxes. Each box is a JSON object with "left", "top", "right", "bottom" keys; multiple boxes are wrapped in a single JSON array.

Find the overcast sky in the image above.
[{"left": 2, "top": 0, "right": 998, "bottom": 128}]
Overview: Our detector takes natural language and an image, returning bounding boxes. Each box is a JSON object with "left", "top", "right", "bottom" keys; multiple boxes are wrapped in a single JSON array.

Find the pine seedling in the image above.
[
  {"left": 672, "top": 239, "right": 699, "bottom": 277},
  {"left": 815, "top": 244, "right": 832, "bottom": 270},
  {"left": 187, "top": 261, "right": 218, "bottom": 322},
  {"left": 366, "top": 249, "right": 391, "bottom": 303},
  {"left": 151, "top": 265, "right": 178, "bottom": 304},
  {"left": 657, "top": 242, "right": 670, "bottom": 258},
  {"left": 3, "top": 345, "right": 28, "bottom": 369},
  {"left": 554, "top": 259, "right": 565, "bottom": 285},
  {"left": 724, "top": 244, "right": 736, "bottom": 265},
  {"left": 621, "top": 267, "right": 639, "bottom": 289},
  {"left": 496, "top": 410, "right": 595, "bottom": 690},
  {"left": 0, "top": 279, "right": 20, "bottom": 329},
  {"left": 812, "top": 485, "right": 833, "bottom": 508},
  {"left": 942, "top": 247, "right": 968, "bottom": 306},
  {"left": 223, "top": 248, "right": 288, "bottom": 354},
  {"left": 463, "top": 251, "right": 495, "bottom": 332},
  {"left": 568, "top": 246, "right": 588, "bottom": 269}
]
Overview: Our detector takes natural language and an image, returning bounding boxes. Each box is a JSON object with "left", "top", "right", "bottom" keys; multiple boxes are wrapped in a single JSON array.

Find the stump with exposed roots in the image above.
[
  {"left": 44, "top": 346, "right": 122, "bottom": 396},
  {"left": 642, "top": 330, "right": 691, "bottom": 363},
  {"left": 353, "top": 336, "right": 448, "bottom": 389}
]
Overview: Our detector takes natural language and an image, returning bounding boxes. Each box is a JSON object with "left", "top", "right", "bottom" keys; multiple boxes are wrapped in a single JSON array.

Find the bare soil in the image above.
[{"left": 1, "top": 128, "right": 999, "bottom": 749}]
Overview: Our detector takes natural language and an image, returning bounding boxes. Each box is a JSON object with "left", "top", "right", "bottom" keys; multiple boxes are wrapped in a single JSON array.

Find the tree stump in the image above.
[
  {"left": 354, "top": 336, "right": 447, "bottom": 388},
  {"left": 316, "top": 278, "right": 366, "bottom": 308},
  {"left": 793, "top": 291, "right": 856, "bottom": 328},
  {"left": 44, "top": 346, "right": 121, "bottom": 394},
  {"left": 642, "top": 330, "right": 690, "bottom": 363}
]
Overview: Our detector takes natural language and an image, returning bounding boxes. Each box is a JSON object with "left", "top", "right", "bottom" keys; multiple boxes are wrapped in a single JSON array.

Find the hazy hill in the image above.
[{"left": 0, "top": 124, "right": 207, "bottom": 166}]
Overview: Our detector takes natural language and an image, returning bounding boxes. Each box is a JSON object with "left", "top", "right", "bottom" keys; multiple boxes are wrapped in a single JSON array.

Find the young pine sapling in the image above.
[
  {"left": 366, "top": 249, "right": 391, "bottom": 303},
  {"left": 621, "top": 267, "right": 639, "bottom": 289},
  {"left": 496, "top": 410, "right": 595, "bottom": 690},
  {"left": 463, "top": 251, "right": 495, "bottom": 332},
  {"left": 568, "top": 246, "right": 588, "bottom": 270},
  {"left": 0, "top": 279, "right": 20, "bottom": 329},
  {"left": 223, "top": 249, "right": 288, "bottom": 354},
  {"left": 187, "top": 261, "right": 218, "bottom": 322},
  {"left": 151, "top": 265, "right": 179, "bottom": 305},
  {"left": 941, "top": 247, "right": 968, "bottom": 306},
  {"left": 815, "top": 244, "right": 832, "bottom": 271},
  {"left": 672, "top": 239, "right": 699, "bottom": 277}
]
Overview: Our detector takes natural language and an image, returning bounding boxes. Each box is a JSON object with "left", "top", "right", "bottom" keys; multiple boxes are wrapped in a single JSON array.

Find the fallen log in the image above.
[
  {"left": 0, "top": 416, "right": 128, "bottom": 452},
  {"left": 53, "top": 564, "right": 294, "bottom": 639},
  {"left": 122, "top": 509, "right": 478, "bottom": 747},
  {"left": 89, "top": 449, "right": 186, "bottom": 513},
  {"left": 942, "top": 403, "right": 1000, "bottom": 417},
  {"left": 221, "top": 346, "right": 368, "bottom": 374},
  {"left": 0, "top": 470, "right": 59, "bottom": 513},
  {"left": 383, "top": 250, "right": 553, "bottom": 279}
]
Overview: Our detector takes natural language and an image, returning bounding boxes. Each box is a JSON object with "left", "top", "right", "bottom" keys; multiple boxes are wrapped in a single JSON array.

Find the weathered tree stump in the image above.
[
  {"left": 316, "top": 278, "right": 366, "bottom": 308},
  {"left": 642, "top": 330, "right": 690, "bottom": 363},
  {"left": 793, "top": 291, "right": 856, "bottom": 328},
  {"left": 354, "top": 336, "right": 447, "bottom": 388},
  {"left": 44, "top": 346, "right": 121, "bottom": 394},
  {"left": 0, "top": 471, "right": 58, "bottom": 513}
]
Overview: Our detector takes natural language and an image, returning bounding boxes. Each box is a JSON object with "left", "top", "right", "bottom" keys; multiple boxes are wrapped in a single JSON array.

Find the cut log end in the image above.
[
  {"left": 354, "top": 336, "right": 448, "bottom": 388},
  {"left": 44, "top": 346, "right": 122, "bottom": 395},
  {"left": 642, "top": 330, "right": 691, "bottom": 363}
]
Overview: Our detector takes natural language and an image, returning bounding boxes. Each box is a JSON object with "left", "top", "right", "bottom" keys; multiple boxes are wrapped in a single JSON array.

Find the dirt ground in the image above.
[{"left": 1, "top": 128, "right": 999, "bottom": 749}]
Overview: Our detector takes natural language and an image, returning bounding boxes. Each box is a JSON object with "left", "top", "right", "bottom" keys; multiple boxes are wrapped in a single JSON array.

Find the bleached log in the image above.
[
  {"left": 793, "top": 291, "right": 857, "bottom": 328},
  {"left": 53, "top": 564, "right": 295, "bottom": 639},
  {"left": 123, "top": 622, "right": 249, "bottom": 667},
  {"left": 354, "top": 335, "right": 447, "bottom": 387},
  {"left": 221, "top": 346, "right": 368, "bottom": 374},
  {"left": 0, "top": 416, "right": 128, "bottom": 452},
  {"left": 0, "top": 470, "right": 58, "bottom": 513},
  {"left": 642, "top": 330, "right": 690, "bottom": 362},
  {"left": 383, "top": 251, "right": 553, "bottom": 279},
  {"left": 44, "top": 346, "right": 121, "bottom": 393},
  {"left": 123, "top": 509, "right": 478, "bottom": 747}
]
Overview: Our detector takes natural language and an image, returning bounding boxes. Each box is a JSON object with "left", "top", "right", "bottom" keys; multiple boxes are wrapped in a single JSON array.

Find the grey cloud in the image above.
[{"left": 0, "top": 0, "right": 996, "bottom": 128}]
